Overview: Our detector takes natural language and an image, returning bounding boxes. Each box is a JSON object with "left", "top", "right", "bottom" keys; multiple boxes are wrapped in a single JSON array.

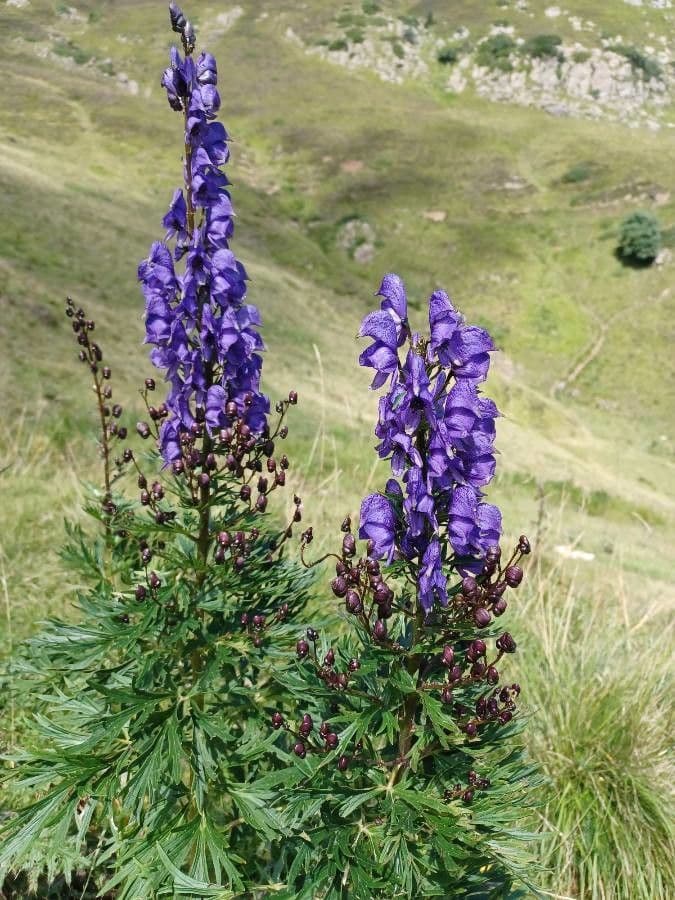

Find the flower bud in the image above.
[
  {"left": 440, "top": 685, "right": 453, "bottom": 704},
  {"left": 461, "top": 576, "right": 477, "bottom": 597},
  {"left": 496, "top": 632, "right": 517, "bottom": 653},
  {"left": 288, "top": 390, "right": 298, "bottom": 405},
  {"left": 296, "top": 639, "right": 310, "bottom": 659},
  {"left": 271, "top": 711, "right": 284, "bottom": 729},
  {"left": 323, "top": 649, "right": 335, "bottom": 667},
  {"left": 331, "top": 576, "right": 348, "bottom": 598},
  {"left": 149, "top": 571, "right": 161, "bottom": 589},
  {"left": 464, "top": 723, "right": 477, "bottom": 738},
  {"left": 474, "top": 607, "right": 491, "bottom": 628},
  {"left": 255, "top": 494, "right": 268, "bottom": 512},
  {"left": 136, "top": 422, "right": 151, "bottom": 439},
  {"left": 348, "top": 658, "right": 360, "bottom": 672},
  {"left": 518, "top": 534, "right": 531, "bottom": 554},
  {"left": 172, "top": 459, "right": 184, "bottom": 475},
  {"left": 337, "top": 755, "right": 350, "bottom": 772},
  {"left": 441, "top": 645, "right": 454, "bottom": 668},
  {"left": 275, "top": 470, "right": 286, "bottom": 487},
  {"left": 462, "top": 789, "right": 474, "bottom": 804},
  {"left": 342, "top": 534, "right": 356, "bottom": 557},
  {"left": 493, "top": 598, "right": 508, "bottom": 616},
  {"left": 499, "top": 710, "right": 513, "bottom": 725},
  {"left": 198, "top": 473, "right": 210, "bottom": 488},
  {"left": 505, "top": 565, "right": 523, "bottom": 588},
  {"left": 325, "top": 732, "right": 339, "bottom": 749},
  {"left": 135, "top": 585, "right": 147, "bottom": 602},
  {"left": 345, "top": 591, "right": 362, "bottom": 615},
  {"left": 306, "top": 627, "right": 319, "bottom": 642},
  {"left": 145, "top": 377, "right": 156, "bottom": 391},
  {"left": 373, "top": 619, "right": 387, "bottom": 642},
  {"left": 293, "top": 741, "right": 306, "bottom": 759},
  {"left": 486, "top": 666, "right": 499, "bottom": 685},
  {"left": 341, "top": 516, "right": 352, "bottom": 533}
]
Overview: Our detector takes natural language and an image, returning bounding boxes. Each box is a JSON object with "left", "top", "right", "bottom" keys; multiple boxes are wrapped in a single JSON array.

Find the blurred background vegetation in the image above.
[{"left": 0, "top": 1, "right": 673, "bottom": 897}]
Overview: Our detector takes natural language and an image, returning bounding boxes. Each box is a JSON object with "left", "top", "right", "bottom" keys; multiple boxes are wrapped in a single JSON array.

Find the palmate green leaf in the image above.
[
  {"left": 156, "top": 843, "right": 234, "bottom": 898},
  {"left": 228, "top": 784, "right": 284, "bottom": 839},
  {"left": 337, "top": 785, "right": 383, "bottom": 817},
  {"left": 0, "top": 784, "right": 77, "bottom": 876}
]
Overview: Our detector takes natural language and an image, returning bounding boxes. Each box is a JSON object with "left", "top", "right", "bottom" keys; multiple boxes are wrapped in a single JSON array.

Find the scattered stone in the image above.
[
  {"left": 6, "top": 0, "right": 30, "bottom": 7},
  {"left": 655, "top": 248, "right": 672, "bottom": 266},
  {"left": 337, "top": 219, "right": 376, "bottom": 264},
  {"left": 423, "top": 210, "right": 447, "bottom": 223},
  {"left": 554, "top": 545, "right": 595, "bottom": 561},
  {"left": 545, "top": 5, "right": 562, "bottom": 17}
]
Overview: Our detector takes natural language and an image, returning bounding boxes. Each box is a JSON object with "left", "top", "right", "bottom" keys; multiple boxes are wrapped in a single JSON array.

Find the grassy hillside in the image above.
[{"left": 0, "top": 3, "right": 673, "bottom": 894}]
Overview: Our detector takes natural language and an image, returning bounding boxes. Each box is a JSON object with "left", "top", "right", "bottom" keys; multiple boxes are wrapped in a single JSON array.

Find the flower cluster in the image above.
[
  {"left": 359, "top": 275, "right": 502, "bottom": 611},
  {"left": 138, "top": 3, "right": 268, "bottom": 464}
]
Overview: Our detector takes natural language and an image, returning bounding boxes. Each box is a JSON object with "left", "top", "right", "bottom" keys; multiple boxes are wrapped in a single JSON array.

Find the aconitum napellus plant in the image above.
[
  {"left": 0, "top": 6, "right": 314, "bottom": 898},
  {"left": 272, "top": 276, "right": 539, "bottom": 898}
]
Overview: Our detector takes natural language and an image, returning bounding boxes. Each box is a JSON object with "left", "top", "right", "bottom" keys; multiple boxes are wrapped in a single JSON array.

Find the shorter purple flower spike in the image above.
[{"left": 419, "top": 538, "right": 448, "bottom": 612}]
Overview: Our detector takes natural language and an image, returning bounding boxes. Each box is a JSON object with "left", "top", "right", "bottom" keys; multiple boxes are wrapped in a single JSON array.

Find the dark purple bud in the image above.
[
  {"left": 485, "top": 545, "right": 501, "bottom": 565},
  {"left": 102, "top": 366, "right": 111, "bottom": 379},
  {"left": 241, "top": 613, "right": 249, "bottom": 627},
  {"left": 306, "top": 628, "right": 318, "bottom": 642},
  {"left": 319, "top": 721, "right": 331, "bottom": 738},
  {"left": 486, "top": 666, "right": 499, "bottom": 685},
  {"left": 135, "top": 585, "right": 147, "bottom": 602},
  {"left": 470, "top": 661, "right": 486, "bottom": 678},
  {"left": 499, "top": 710, "right": 513, "bottom": 725},
  {"left": 348, "top": 658, "right": 360, "bottom": 672},
  {"left": 467, "top": 770, "right": 477, "bottom": 784},
  {"left": 149, "top": 571, "right": 161, "bottom": 589},
  {"left": 462, "top": 789, "right": 474, "bottom": 804},
  {"left": 487, "top": 699, "right": 499, "bottom": 718},
  {"left": 440, "top": 685, "right": 453, "bottom": 705},
  {"left": 279, "top": 426, "right": 289, "bottom": 439},
  {"left": 325, "top": 732, "right": 339, "bottom": 749},
  {"left": 373, "top": 619, "right": 387, "bottom": 642},
  {"left": 323, "top": 649, "right": 335, "bottom": 667},
  {"left": 472, "top": 639, "right": 487, "bottom": 657},
  {"left": 136, "top": 422, "right": 151, "bottom": 439},
  {"left": 296, "top": 640, "right": 310, "bottom": 659},
  {"left": 331, "top": 576, "right": 348, "bottom": 598},
  {"left": 464, "top": 723, "right": 477, "bottom": 738},
  {"left": 299, "top": 722, "right": 312, "bottom": 738},
  {"left": 257, "top": 476, "right": 268, "bottom": 493},
  {"left": 266, "top": 458, "right": 277, "bottom": 473},
  {"left": 234, "top": 556, "right": 245, "bottom": 572},
  {"left": 140, "top": 490, "right": 150, "bottom": 505},
  {"left": 198, "top": 473, "right": 210, "bottom": 488},
  {"left": 288, "top": 390, "right": 298, "bottom": 405},
  {"left": 272, "top": 711, "right": 284, "bottom": 729},
  {"left": 172, "top": 459, "right": 184, "bottom": 475},
  {"left": 145, "top": 377, "right": 155, "bottom": 391},
  {"left": 475, "top": 698, "right": 487, "bottom": 717},
  {"left": 518, "top": 534, "right": 531, "bottom": 555},
  {"left": 293, "top": 741, "right": 306, "bottom": 759},
  {"left": 280, "top": 455, "right": 289, "bottom": 470},
  {"left": 374, "top": 582, "right": 393, "bottom": 605},
  {"left": 496, "top": 632, "right": 517, "bottom": 654},
  {"left": 474, "top": 607, "right": 491, "bottom": 628},
  {"left": 341, "top": 516, "right": 352, "bottom": 533},
  {"left": 345, "top": 591, "right": 362, "bottom": 615},
  {"left": 205, "top": 453, "right": 217, "bottom": 471},
  {"left": 275, "top": 470, "right": 286, "bottom": 486},
  {"left": 462, "top": 576, "right": 477, "bottom": 597},
  {"left": 441, "top": 645, "right": 455, "bottom": 668},
  {"left": 218, "top": 531, "right": 231, "bottom": 547},
  {"left": 505, "top": 565, "right": 523, "bottom": 588},
  {"left": 337, "top": 755, "right": 350, "bottom": 772},
  {"left": 256, "top": 494, "right": 268, "bottom": 512},
  {"left": 450, "top": 665, "right": 462, "bottom": 682},
  {"left": 112, "top": 404, "right": 122, "bottom": 419},
  {"left": 342, "top": 534, "right": 356, "bottom": 557},
  {"left": 493, "top": 598, "right": 508, "bottom": 616}
]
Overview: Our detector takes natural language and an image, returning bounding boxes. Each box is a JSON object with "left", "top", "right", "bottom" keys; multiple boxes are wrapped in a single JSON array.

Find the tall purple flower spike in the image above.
[
  {"left": 139, "top": 5, "right": 269, "bottom": 463},
  {"left": 359, "top": 274, "right": 502, "bottom": 612}
]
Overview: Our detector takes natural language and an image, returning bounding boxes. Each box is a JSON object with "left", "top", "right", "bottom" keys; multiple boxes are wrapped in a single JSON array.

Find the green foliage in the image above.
[
  {"left": 560, "top": 162, "right": 596, "bottom": 184},
  {"left": 609, "top": 44, "right": 662, "bottom": 80},
  {"left": 617, "top": 211, "right": 662, "bottom": 263},
  {"left": 521, "top": 34, "right": 562, "bottom": 60},
  {"left": 437, "top": 46, "right": 460, "bottom": 66},
  {"left": 52, "top": 39, "right": 92, "bottom": 66},
  {"left": 345, "top": 27, "right": 365, "bottom": 45},
  {"left": 328, "top": 38, "right": 348, "bottom": 52},
  {"left": 572, "top": 48, "right": 591, "bottom": 63},
  {"left": 392, "top": 42, "right": 405, "bottom": 60},
  {"left": 0, "top": 379, "right": 313, "bottom": 895},
  {"left": 362, "top": 0, "right": 380, "bottom": 13},
  {"left": 269, "top": 546, "right": 541, "bottom": 898},
  {"left": 476, "top": 35, "right": 517, "bottom": 72}
]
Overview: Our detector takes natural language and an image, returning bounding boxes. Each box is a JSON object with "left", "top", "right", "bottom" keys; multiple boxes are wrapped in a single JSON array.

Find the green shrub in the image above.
[
  {"left": 437, "top": 46, "right": 459, "bottom": 65},
  {"left": 572, "top": 48, "right": 591, "bottom": 63},
  {"left": 392, "top": 41, "right": 405, "bottom": 60},
  {"left": 561, "top": 162, "right": 596, "bottom": 184},
  {"left": 476, "top": 34, "right": 517, "bottom": 71},
  {"left": 345, "top": 27, "right": 365, "bottom": 44},
  {"left": 328, "top": 38, "right": 348, "bottom": 52},
  {"left": 52, "top": 39, "right": 92, "bottom": 66},
  {"left": 522, "top": 33, "right": 562, "bottom": 60},
  {"left": 617, "top": 211, "right": 662, "bottom": 264},
  {"left": 362, "top": 0, "right": 380, "bottom": 13},
  {"left": 609, "top": 44, "right": 662, "bottom": 80}
]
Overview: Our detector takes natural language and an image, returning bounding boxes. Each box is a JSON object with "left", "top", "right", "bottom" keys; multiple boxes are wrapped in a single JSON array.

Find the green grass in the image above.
[{"left": 0, "top": 0, "right": 674, "bottom": 896}]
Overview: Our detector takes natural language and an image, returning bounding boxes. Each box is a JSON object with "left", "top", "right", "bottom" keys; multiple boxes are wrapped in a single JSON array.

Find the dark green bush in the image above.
[
  {"left": 609, "top": 44, "right": 662, "bottom": 80},
  {"left": 617, "top": 211, "right": 662, "bottom": 264},
  {"left": 522, "top": 34, "right": 562, "bottom": 60},
  {"left": 437, "top": 46, "right": 460, "bottom": 65},
  {"left": 572, "top": 49, "right": 591, "bottom": 63},
  {"left": 476, "top": 35, "right": 516, "bottom": 71},
  {"left": 328, "top": 38, "right": 348, "bottom": 52},
  {"left": 362, "top": 0, "right": 380, "bottom": 13},
  {"left": 345, "top": 27, "right": 365, "bottom": 44},
  {"left": 561, "top": 162, "right": 596, "bottom": 184}
]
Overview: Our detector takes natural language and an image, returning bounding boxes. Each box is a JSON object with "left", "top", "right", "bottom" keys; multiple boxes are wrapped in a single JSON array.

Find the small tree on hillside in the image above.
[{"left": 617, "top": 211, "right": 662, "bottom": 264}]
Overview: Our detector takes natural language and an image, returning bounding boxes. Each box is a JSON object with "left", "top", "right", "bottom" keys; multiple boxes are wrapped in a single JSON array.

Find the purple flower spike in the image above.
[
  {"left": 141, "top": 16, "right": 269, "bottom": 464},
  {"left": 358, "top": 310, "right": 400, "bottom": 389},
  {"left": 359, "top": 494, "right": 397, "bottom": 563}
]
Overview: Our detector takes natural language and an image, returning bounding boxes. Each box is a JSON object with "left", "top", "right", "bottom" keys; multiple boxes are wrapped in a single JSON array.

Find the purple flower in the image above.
[
  {"left": 429, "top": 290, "right": 494, "bottom": 381},
  {"left": 419, "top": 538, "right": 448, "bottom": 612},
  {"left": 376, "top": 273, "right": 408, "bottom": 346},
  {"left": 358, "top": 311, "right": 400, "bottom": 389},
  {"left": 359, "top": 493, "right": 397, "bottom": 562}
]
